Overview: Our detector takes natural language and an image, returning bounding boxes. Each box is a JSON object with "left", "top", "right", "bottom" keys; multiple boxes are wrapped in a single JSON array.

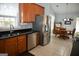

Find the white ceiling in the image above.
[{"left": 50, "top": 3, "right": 79, "bottom": 14}]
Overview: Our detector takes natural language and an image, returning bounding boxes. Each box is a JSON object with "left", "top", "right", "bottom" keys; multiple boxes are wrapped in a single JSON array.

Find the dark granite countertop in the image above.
[{"left": 0, "top": 28, "right": 39, "bottom": 40}]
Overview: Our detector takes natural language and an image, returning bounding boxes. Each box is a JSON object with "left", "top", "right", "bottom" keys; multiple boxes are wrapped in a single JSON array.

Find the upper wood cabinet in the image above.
[
  {"left": 33, "top": 4, "right": 44, "bottom": 15},
  {"left": 19, "top": 3, "right": 44, "bottom": 23}
]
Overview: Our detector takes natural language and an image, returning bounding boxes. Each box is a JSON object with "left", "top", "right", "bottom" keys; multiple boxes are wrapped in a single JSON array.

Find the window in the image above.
[
  {"left": 0, "top": 17, "right": 17, "bottom": 28},
  {"left": 76, "top": 17, "right": 79, "bottom": 32}
]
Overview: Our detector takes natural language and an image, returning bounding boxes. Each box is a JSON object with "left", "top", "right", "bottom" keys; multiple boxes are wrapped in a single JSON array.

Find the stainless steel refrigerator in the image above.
[{"left": 33, "top": 15, "right": 51, "bottom": 46}]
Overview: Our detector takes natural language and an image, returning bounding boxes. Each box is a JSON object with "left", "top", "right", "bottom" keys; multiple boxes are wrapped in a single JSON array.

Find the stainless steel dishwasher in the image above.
[{"left": 28, "top": 32, "right": 37, "bottom": 50}]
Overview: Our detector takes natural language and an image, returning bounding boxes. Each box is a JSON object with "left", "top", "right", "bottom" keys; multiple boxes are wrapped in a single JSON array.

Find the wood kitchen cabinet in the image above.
[
  {"left": 19, "top": 4, "right": 35, "bottom": 23},
  {"left": 0, "top": 34, "right": 27, "bottom": 56},
  {"left": 0, "top": 38, "right": 17, "bottom": 56},
  {"left": 19, "top": 3, "right": 44, "bottom": 23},
  {"left": 17, "top": 35, "right": 27, "bottom": 54},
  {"left": 0, "top": 32, "right": 40, "bottom": 55},
  {"left": 0, "top": 40, "right": 5, "bottom": 53},
  {"left": 30, "top": 4, "right": 44, "bottom": 15},
  {"left": 5, "top": 37, "right": 17, "bottom": 56},
  {"left": 33, "top": 4, "right": 44, "bottom": 15}
]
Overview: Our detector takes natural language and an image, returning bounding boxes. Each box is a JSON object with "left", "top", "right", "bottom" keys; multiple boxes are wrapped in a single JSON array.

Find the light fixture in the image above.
[
  {"left": 66, "top": 3, "right": 69, "bottom": 5},
  {"left": 64, "top": 18, "right": 67, "bottom": 21},
  {"left": 69, "top": 18, "right": 73, "bottom": 21},
  {"left": 67, "top": 18, "right": 69, "bottom": 21},
  {"left": 56, "top": 5, "right": 59, "bottom": 8}
]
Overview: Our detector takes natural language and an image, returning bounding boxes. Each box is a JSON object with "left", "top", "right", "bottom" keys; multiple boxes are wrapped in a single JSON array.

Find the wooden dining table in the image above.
[
  {"left": 53, "top": 26, "right": 73, "bottom": 39},
  {"left": 58, "top": 28, "right": 69, "bottom": 39},
  {"left": 59, "top": 27, "right": 73, "bottom": 35}
]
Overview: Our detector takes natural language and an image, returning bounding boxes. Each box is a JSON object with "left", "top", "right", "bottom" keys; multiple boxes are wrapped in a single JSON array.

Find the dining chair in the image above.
[
  {"left": 53, "top": 22, "right": 62, "bottom": 37},
  {"left": 72, "top": 28, "right": 76, "bottom": 38}
]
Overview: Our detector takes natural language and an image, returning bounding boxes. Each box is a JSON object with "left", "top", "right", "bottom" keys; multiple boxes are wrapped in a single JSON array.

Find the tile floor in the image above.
[{"left": 29, "top": 35, "right": 73, "bottom": 56}]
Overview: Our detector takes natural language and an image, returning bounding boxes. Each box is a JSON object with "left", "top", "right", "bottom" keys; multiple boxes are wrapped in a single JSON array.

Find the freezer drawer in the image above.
[{"left": 27, "top": 33, "right": 37, "bottom": 50}]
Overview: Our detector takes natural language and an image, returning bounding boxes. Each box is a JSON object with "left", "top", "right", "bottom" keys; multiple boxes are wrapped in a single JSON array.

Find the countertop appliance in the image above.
[{"left": 33, "top": 16, "right": 51, "bottom": 46}]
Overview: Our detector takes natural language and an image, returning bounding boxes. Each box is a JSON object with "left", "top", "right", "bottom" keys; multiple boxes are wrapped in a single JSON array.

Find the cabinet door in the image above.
[
  {"left": 39, "top": 6, "right": 44, "bottom": 15},
  {"left": 37, "top": 5, "right": 44, "bottom": 15},
  {"left": 17, "top": 35, "right": 26, "bottom": 54},
  {"left": 0, "top": 40, "right": 5, "bottom": 53},
  {"left": 19, "top": 3, "right": 44, "bottom": 23},
  {"left": 19, "top": 3, "right": 35, "bottom": 23},
  {"left": 5, "top": 37, "right": 17, "bottom": 56},
  {"left": 19, "top": 3, "right": 29, "bottom": 23},
  {"left": 32, "top": 4, "right": 44, "bottom": 16}
]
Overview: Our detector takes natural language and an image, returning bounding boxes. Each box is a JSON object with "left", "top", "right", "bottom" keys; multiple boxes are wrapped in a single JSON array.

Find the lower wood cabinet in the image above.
[
  {"left": 0, "top": 34, "right": 27, "bottom": 56},
  {"left": 17, "top": 35, "right": 27, "bottom": 54},
  {"left": 5, "top": 37, "right": 17, "bottom": 56},
  {"left": 0, "top": 40, "right": 5, "bottom": 53},
  {"left": 0, "top": 32, "right": 39, "bottom": 56}
]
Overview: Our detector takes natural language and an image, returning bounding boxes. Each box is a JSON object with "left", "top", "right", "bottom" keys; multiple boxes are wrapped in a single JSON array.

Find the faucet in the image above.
[{"left": 10, "top": 24, "right": 14, "bottom": 35}]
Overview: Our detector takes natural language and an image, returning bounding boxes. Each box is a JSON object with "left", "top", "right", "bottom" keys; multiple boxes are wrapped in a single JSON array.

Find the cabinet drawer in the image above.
[
  {"left": 18, "top": 38, "right": 26, "bottom": 44},
  {"left": 18, "top": 35, "right": 26, "bottom": 39},
  {"left": 18, "top": 35, "right": 26, "bottom": 43}
]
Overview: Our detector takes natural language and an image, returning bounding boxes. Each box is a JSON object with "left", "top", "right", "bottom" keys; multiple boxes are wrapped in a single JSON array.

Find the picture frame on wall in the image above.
[{"left": 64, "top": 21, "right": 71, "bottom": 25}]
